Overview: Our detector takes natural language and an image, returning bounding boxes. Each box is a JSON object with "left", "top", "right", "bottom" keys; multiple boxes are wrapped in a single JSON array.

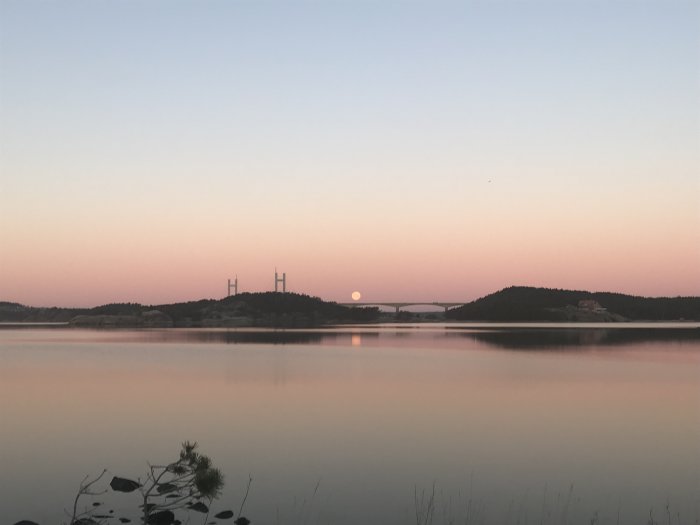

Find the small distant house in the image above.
[{"left": 578, "top": 299, "right": 606, "bottom": 312}]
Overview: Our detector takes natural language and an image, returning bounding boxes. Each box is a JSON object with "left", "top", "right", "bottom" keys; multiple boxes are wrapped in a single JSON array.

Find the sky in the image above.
[{"left": 1, "top": 0, "right": 698, "bottom": 307}]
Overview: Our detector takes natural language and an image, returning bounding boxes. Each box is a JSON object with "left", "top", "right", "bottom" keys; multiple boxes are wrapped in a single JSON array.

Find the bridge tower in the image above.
[
  {"left": 227, "top": 276, "right": 238, "bottom": 297},
  {"left": 274, "top": 269, "right": 286, "bottom": 293}
]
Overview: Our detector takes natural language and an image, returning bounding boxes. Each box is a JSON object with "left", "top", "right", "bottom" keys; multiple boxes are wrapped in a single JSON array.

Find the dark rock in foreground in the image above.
[
  {"left": 146, "top": 511, "right": 175, "bottom": 525},
  {"left": 109, "top": 476, "right": 141, "bottom": 492}
]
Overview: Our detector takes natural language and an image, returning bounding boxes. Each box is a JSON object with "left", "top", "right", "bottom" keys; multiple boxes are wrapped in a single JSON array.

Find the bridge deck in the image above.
[{"left": 339, "top": 301, "right": 465, "bottom": 312}]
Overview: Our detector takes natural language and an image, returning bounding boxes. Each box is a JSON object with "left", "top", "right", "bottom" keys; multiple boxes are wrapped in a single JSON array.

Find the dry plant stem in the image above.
[
  {"left": 142, "top": 464, "right": 166, "bottom": 520},
  {"left": 414, "top": 486, "right": 420, "bottom": 525},
  {"left": 238, "top": 475, "right": 254, "bottom": 519},
  {"left": 301, "top": 478, "right": 321, "bottom": 525},
  {"left": 158, "top": 494, "right": 196, "bottom": 511},
  {"left": 203, "top": 499, "right": 212, "bottom": 525},
  {"left": 414, "top": 483, "right": 436, "bottom": 525},
  {"left": 69, "top": 469, "right": 108, "bottom": 524},
  {"left": 141, "top": 463, "right": 175, "bottom": 520},
  {"left": 141, "top": 461, "right": 202, "bottom": 517}
]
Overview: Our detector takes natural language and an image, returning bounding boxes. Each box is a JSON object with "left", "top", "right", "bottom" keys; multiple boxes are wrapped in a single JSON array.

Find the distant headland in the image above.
[
  {"left": 1, "top": 286, "right": 699, "bottom": 328},
  {"left": 445, "top": 286, "right": 700, "bottom": 322}
]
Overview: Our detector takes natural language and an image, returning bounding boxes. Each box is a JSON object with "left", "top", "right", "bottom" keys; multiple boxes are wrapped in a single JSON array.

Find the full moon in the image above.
[{"left": 351, "top": 291, "right": 362, "bottom": 301}]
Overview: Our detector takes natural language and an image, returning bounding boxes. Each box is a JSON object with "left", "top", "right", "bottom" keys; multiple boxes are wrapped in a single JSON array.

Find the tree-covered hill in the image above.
[
  {"left": 446, "top": 286, "right": 700, "bottom": 321},
  {"left": 0, "top": 293, "right": 380, "bottom": 327},
  {"left": 4, "top": 288, "right": 698, "bottom": 325},
  {"left": 154, "top": 292, "right": 379, "bottom": 327},
  {"left": 0, "top": 301, "right": 86, "bottom": 322}
]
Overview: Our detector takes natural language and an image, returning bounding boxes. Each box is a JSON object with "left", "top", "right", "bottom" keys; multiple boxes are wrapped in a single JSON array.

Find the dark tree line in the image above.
[{"left": 446, "top": 286, "right": 700, "bottom": 321}]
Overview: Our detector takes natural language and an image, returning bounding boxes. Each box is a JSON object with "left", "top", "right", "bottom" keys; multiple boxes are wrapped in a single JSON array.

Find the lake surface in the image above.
[{"left": 1, "top": 324, "right": 698, "bottom": 524}]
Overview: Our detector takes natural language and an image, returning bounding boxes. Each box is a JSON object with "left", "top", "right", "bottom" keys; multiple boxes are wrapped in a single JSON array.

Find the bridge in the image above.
[{"left": 339, "top": 302, "right": 466, "bottom": 314}]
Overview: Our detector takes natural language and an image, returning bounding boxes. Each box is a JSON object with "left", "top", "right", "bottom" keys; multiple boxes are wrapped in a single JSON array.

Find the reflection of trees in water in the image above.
[
  {"left": 205, "top": 330, "right": 386, "bottom": 345},
  {"left": 452, "top": 328, "right": 700, "bottom": 350},
  {"left": 139, "top": 329, "right": 387, "bottom": 346},
  {"left": 132, "top": 326, "right": 699, "bottom": 349},
  {"left": 176, "top": 330, "right": 332, "bottom": 345}
]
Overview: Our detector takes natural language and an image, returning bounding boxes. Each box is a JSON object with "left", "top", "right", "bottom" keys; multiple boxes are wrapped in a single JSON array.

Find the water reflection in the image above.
[
  {"left": 3, "top": 323, "right": 698, "bottom": 351},
  {"left": 114, "top": 324, "right": 700, "bottom": 351},
  {"left": 455, "top": 327, "right": 700, "bottom": 350},
  {"left": 1, "top": 325, "right": 698, "bottom": 525},
  {"left": 150, "top": 328, "right": 331, "bottom": 345}
]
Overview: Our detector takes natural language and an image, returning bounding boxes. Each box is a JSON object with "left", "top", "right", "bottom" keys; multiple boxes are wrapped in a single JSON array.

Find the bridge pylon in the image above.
[
  {"left": 227, "top": 276, "right": 238, "bottom": 297},
  {"left": 274, "top": 268, "right": 286, "bottom": 293}
]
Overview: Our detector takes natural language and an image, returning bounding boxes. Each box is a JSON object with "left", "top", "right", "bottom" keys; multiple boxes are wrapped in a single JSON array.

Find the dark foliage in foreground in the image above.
[{"left": 13, "top": 442, "right": 250, "bottom": 525}]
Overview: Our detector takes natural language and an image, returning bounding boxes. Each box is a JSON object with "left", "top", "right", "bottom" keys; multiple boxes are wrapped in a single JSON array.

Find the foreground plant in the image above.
[
  {"left": 130, "top": 440, "right": 226, "bottom": 523},
  {"left": 14, "top": 441, "right": 251, "bottom": 525}
]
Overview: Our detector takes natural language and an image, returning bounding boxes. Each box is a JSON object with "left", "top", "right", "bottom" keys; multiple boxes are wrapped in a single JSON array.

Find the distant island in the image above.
[{"left": 1, "top": 286, "right": 698, "bottom": 327}]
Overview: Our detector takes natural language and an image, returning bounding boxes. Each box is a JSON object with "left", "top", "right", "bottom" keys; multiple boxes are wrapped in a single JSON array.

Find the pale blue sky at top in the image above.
[{"left": 1, "top": 0, "right": 698, "bottom": 305}]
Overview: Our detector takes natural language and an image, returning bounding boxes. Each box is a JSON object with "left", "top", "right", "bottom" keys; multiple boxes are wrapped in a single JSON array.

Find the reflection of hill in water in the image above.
[
  {"left": 192, "top": 330, "right": 385, "bottom": 345},
  {"left": 454, "top": 327, "right": 700, "bottom": 350},
  {"left": 153, "top": 330, "right": 335, "bottom": 345},
  {"left": 138, "top": 327, "right": 700, "bottom": 350}
]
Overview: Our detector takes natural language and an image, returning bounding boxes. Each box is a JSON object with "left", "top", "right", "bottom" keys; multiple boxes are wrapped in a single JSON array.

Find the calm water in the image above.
[{"left": 0, "top": 324, "right": 698, "bottom": 524}]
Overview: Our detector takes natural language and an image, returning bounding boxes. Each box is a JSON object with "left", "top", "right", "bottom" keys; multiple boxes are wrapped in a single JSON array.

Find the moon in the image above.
[{"left": 351, "top": 291, "right": 362, "bottom": 301}]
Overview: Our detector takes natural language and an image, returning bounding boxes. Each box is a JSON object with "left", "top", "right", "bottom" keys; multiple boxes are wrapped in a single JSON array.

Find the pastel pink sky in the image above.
[{"left": 1, "top": 2, "right": 698, "bottom": 307}]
